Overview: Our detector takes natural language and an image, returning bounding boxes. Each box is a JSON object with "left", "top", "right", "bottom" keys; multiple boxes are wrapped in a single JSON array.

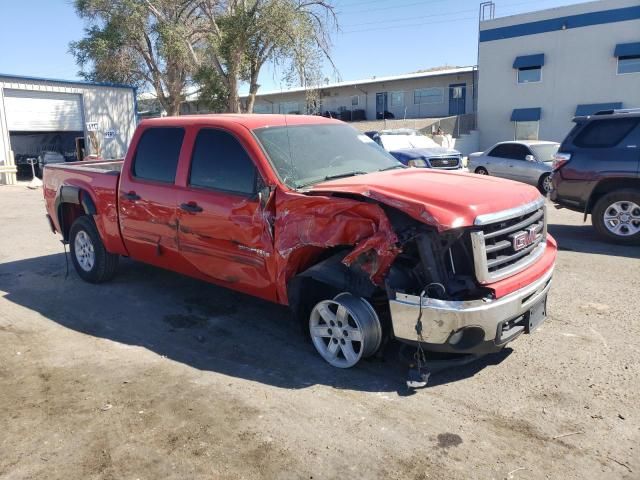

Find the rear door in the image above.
[
  {"left": 118, "top": 126, "right": 184, "bottom": 265},
  {"left": 483, "top": 144, "right": 513, "bottom": 177},
  {"left": 175, "top": 127, "right": 276, "bottom": 301},
  {"left": 505, "top": 144, "right": 536, "bottom": 184}
]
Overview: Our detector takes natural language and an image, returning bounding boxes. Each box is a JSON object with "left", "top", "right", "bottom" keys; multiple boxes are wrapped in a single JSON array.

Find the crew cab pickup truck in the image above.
[{"left": 43, "top": 115, "right": 556, "bottom": 369}]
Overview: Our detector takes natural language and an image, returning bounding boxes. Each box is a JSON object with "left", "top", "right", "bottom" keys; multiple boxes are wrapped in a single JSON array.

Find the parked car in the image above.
[
  {"left": 373, "top": 129, "right": 463, "bottom": 170},
  {"left": 468, "top": 141, "right": 559, "bottom": 194},
  {"left": 43, "top": 115, "right": 556, "bottom": 370},
  {"left": 552, "top": 108, "right": 640, "bottom": 244}
]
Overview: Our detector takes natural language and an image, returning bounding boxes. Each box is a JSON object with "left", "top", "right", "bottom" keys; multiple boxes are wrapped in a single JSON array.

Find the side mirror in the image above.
[{"left": 525, "top": 154, "right": 536, "bottom": 162}]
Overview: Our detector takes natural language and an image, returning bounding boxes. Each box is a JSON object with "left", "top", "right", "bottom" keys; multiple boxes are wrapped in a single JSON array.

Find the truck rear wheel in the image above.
[
  {"left": 592, "top": 190, "right": 640, "bottom": 245},
  {"left": 69, "top": 216, "right": 119, "bottom": 283},
  {"left": 309, "top": 293, "right": 382, "bottom": 368}
]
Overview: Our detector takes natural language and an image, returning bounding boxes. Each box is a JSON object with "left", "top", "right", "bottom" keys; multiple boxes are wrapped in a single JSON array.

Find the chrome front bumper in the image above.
[{"left": 388, "top": 266, "right": 554, "bottom": 351}]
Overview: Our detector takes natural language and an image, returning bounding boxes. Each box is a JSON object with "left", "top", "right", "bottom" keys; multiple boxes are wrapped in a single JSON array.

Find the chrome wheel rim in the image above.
[
  {"left": 542, "top": 175, "right": 553, "bottom": 193},
  {"left": 476, "top": 168, "right": 488, "bottom": 175},
  {"left": 74, "top": 230, "right": 95, "bottom": 271},
  {"left": 309, "top": 294, "right": 381, "bottom": 368},
  {"left": 603, "top": 201, "right": 640, "bottom": 236}
]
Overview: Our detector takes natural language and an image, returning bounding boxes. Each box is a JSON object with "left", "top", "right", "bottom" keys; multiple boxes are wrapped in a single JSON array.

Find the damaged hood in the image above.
[{"left": 308, "top": 168, "right": 542, "bottom": 230}]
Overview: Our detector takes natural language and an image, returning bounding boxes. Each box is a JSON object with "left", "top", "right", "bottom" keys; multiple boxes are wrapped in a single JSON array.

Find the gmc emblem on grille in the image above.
[{"left": 512, "top": 225, "right": 540, "bottom": 251}]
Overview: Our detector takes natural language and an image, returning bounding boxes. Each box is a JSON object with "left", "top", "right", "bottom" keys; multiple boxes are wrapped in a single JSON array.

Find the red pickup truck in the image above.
[{"left": 43, "top": 115, "right": 556, "bottom": 368}]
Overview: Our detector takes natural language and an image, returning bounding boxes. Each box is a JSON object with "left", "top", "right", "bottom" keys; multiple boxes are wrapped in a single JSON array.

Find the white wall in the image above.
[
  {"left": 478, "top": 0, "right": 640, "bottom": 149},
  {"left": 251, "top": 70, "right": 475, "bottom": 121},
  {"left": 0, "top": 77, "right": 137, "bottom": 180}
]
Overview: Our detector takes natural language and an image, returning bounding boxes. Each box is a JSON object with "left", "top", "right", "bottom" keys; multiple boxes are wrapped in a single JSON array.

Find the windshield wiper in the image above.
[
  {"left": 323, "top": 171, "right": 367, "bottom": 181},
  {"left": 378, "top": 164, "right": 406, "bottom": 172},
  {"left": 294, "top": 171, "right": 367, "bottom": 189}
]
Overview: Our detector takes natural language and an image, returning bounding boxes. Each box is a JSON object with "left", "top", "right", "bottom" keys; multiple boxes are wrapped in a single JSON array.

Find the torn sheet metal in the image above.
[{"left": 274, "top": 190, "right": 400, "bottom": 303}]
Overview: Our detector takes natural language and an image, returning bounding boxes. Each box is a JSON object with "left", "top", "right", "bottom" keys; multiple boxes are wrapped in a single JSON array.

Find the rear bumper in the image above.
[{"left": 388, "top": 265, "right": 553, "bottom": 354}]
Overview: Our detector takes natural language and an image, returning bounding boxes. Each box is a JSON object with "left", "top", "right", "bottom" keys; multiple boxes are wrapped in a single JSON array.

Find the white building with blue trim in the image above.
[{"left": 478, "top": 0, "right": 640, "bottom": 149}]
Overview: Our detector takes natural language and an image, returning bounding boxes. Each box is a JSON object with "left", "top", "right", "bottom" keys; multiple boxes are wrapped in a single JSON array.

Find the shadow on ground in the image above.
[
  {"left": 0, "top": 253, "right": 510, "bottom": 394},
  {"left": 548, "top": 222, "right": 640, "bottom": 259}
]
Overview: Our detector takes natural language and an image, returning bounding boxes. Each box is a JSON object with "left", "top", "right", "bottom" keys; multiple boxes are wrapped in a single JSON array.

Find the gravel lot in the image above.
[{"left": 1, "top": 184, "right": 638, "bottom": 480}]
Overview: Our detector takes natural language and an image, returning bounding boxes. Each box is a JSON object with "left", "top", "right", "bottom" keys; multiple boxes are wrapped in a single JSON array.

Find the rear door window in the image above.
[
  {"left": 189, "top": 129, "right": 257, "bottom": 195},
  {"left": 489, "top": 143, "right": 528, "bottom": 159},
  {"left": 488, "top": 144, "right": 511, "bottom": 158},
  {"left": 574, "top": 118, "right": 640, "bottom": 148},
  {"left": 132, "top": 127, "right": 184, "bottom": 183}
]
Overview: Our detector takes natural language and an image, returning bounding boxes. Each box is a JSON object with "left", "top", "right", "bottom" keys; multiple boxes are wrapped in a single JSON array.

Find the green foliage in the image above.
[
  {"left": 193, "top": 66, "right": 228, "bottom": 113},
  {"left": 70, "top": 0, "right": 337, "bottom": 114}
]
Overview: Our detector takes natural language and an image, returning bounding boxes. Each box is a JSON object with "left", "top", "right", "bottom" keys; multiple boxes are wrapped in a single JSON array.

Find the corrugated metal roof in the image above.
[{"left": 0, "top": 73, "right": 134, "bottom": 90}]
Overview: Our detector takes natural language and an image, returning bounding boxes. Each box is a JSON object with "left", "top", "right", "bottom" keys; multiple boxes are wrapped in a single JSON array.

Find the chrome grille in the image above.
[
  {"left": 428, "top": 156, "right": 460, "bottom": 169},
  {"left": 471, "top": 198, "right": 547, "bottom": 283}
]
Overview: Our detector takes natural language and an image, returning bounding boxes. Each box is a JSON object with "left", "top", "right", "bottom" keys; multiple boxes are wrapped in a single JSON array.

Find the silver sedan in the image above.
[{"left": 467, "top": 141, "right": 559, "bottom": 194}]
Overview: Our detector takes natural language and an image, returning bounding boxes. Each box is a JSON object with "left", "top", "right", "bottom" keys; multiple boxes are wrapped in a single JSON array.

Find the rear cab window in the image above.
[
  {"left": 132, "top": 127, "right": 185, "bottom": 183},
  {"left": 189, "top": 129, "right": 257, "bottom": 195},
  {"left": 573, "top": 118, "right": 640, "bottom": 148}
]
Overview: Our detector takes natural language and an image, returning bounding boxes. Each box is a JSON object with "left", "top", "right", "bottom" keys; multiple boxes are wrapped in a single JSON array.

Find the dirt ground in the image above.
[{"left": 0, "top": 184, "right": 638, "bottom": 480}]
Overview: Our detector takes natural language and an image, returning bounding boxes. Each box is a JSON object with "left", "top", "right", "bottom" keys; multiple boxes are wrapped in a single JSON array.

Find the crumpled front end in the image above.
[{"left": 384, "top": 197, "right": 557, "bottom": 353}]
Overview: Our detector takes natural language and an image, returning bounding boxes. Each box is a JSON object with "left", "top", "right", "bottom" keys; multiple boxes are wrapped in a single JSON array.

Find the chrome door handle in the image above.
[
  {"left": 122, "top": 191, "right": 140, "bottom": 201},
  {"left": 180, "top": 202, "right": 203, "bottom": 213}
]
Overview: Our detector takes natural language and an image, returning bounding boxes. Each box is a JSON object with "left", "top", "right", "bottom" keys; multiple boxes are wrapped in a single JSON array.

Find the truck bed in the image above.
[
  {"left": 46, "top": 159, "right": 124, "bottom": 175},
  {"left": 43, "top": 159, "right": 128, "bottom": 256}
]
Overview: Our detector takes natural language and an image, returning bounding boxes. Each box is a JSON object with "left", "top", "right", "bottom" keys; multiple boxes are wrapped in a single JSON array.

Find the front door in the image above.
[
  {"left": 119, "top": 126, "right": 185, "bottom": 265},
  {"left": 176, "top": 127, "right": 276, "bottom": 301},
  {"left": 448, "top": 83, "right": 466, "bottom": 116},
  {"left": 504, "top": 143, "right": 535, "bottom": 182},
  {"left": 376, "top": 92, "right": 388, "bottom": 119}
]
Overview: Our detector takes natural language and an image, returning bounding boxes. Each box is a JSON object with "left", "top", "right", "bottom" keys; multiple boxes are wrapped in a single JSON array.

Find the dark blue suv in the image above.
[{"left": 552, "top": 109, "right": 640, "bottom": 244}]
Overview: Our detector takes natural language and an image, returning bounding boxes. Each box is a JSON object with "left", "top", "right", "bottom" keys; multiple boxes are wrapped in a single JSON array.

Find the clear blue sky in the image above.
[{"left": 0, "top": 0, "right": 585, "bottom": 94}]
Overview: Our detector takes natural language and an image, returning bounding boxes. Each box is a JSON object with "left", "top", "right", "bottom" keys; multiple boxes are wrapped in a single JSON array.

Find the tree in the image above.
[
  {"left": 71, "top": 0, "right": 207, "bottom": 116},
  {"left": 70, "top": 0, "right": 338, "bottom": 115},
  {"left": 195, "top": 0, "right": 338, "bottom": 113}
]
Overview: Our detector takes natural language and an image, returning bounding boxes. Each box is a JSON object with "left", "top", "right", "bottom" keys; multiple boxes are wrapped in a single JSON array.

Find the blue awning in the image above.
[
  {"left": 513, "top": 54, "right": 545, "bottom": 69},
  {"left": 511, "top": 108, "right": 542, "bottom": 122},
  {"left": 614, "top": 42, "right": 640, "bottom": 57},
  {"left": 575, "top": 102, "right": 623, "bottom": 116}
]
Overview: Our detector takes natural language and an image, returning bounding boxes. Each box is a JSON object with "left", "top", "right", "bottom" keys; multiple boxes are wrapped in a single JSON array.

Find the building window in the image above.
[
  {"left": 614, "top": 42, "right": 640, "bottom": 74},
  {"left": 513, "top": 54, "right": 544, "bottom": 84},
  {"left": 451, "top": 86, "right": 464, "bottom": 99},
  {"left": 351, "top": 95, "right": 359, "bottom": 107},
  {"left": 618, "top": 56, "right": 640, "bottom": 74},
  {"left": 253, "top": 103, "right": 272, "bottom": 114},
  {"left": 517, "top": 66, "right": 541, "bottom": 83},
  {"left": 514, "top": 121, "right": 539, "bottom": 141},
  {"left": 390, "top": 91, "right": 404, "bottom": 107},
  {"left": 278, "top": 101, "right": 300, "bottom": 114},
  {"left": 414, "top": 88, "right": 443, "bottom": 105}
]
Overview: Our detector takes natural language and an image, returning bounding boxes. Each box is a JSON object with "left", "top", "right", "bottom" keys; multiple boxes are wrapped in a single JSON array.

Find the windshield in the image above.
[
  {"left": 379, "top": 134, "right": 440, "bottom": 151},
  {"left": 530, "top": 144, "right": 560, "bottom": 162},
  {"left": 254, "top": 124, "right": 403, "bottom": 188}
]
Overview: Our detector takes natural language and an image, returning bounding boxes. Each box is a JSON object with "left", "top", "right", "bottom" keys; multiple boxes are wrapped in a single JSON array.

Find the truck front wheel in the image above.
[
  {"left": 592, "top": 190, "right": 640, "bottom": 245},
  {"left": 309, "top": 293, "right": 382, "bottom": 368},
  {"left": 69, "top": 216, "right": 119, "bottom": 283}
]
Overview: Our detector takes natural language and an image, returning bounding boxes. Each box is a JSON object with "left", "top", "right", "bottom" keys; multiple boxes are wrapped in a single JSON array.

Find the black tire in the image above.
[
  {"left": 538, "top": 173, "right": 552, "bottom": 195},
  {"left": 475, "top": 167, "right": 488, "bottom": 175},
  {"left": 592, "top": 190, "right": 640, "bottom": 245},
  {"left": 69, "top": 216, "right": 119, "bottom": 283}
]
